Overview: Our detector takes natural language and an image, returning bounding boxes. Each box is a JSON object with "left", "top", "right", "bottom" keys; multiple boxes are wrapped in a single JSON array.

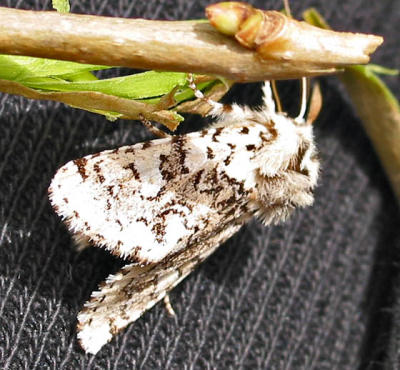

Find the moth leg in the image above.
[
  {"left": 187, "top": 73, "right": 225, "bottom": 116},
  {"left": 163, "top": 294, "right": 176, "bottom": 317},
  {"left": 270, "top": 81, "right": 283, "bottom": 113},
  {"left": 306, "top": 82, "right": 322, "bottom": 125},
  {"left": 139, "top": 114, "right": 171, "bottom": 138},
  {"left": 72, "top": 231, "right": 92, "bottom": 251},
  {"left": 187, "top": 73, "right": 205, "bottom": 100},
  {"left": 295, "top": 77, "right": 308, "bottom": 124}
]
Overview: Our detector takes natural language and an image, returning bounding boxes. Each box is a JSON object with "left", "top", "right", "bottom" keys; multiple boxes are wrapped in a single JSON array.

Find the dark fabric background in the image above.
[{"left": 0, "top": 0, "right": 399, "bottom": 369}]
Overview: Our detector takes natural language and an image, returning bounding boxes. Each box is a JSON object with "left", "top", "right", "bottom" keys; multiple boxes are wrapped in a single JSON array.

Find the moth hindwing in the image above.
[{"left": 49, "top": 81, "right": 319, "bottom": 354}]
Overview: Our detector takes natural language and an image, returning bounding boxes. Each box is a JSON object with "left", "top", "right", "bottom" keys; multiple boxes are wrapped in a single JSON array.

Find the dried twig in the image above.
[{"left": 0, "top": 78, "right": 181, "bottom": 130}]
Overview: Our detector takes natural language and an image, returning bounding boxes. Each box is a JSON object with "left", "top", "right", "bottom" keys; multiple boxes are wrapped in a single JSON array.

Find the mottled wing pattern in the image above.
[
  {"left": 49, "top": 122, "right": 273, "bottom": 263},
  {"left": 77, "top": 222, "right": 242, "bottom": 354}
]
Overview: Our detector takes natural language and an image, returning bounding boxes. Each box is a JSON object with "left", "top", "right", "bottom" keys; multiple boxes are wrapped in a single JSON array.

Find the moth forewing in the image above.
[
  {"left": 49, "top": 81, "right": 320, "bottom": 354},
  {"left": 49, "top": 122, "right": 268, "bottom": 263}
]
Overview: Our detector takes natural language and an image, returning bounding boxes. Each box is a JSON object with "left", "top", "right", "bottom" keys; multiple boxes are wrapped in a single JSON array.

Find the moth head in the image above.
[
  {"left": 292, "top": 108, "right": 321, "bottom": 189},
  {"left": 269, "top": 79, "right": 321, "bottom": 187}
]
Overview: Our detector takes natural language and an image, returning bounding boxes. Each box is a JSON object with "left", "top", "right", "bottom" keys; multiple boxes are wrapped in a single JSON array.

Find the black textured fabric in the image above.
[{"left": 0, "top": 0, "right": 399, "bottom": 369}]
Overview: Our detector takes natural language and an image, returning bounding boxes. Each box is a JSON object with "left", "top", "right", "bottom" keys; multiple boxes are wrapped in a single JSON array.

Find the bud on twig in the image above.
[{"left": 206, "top": 2, "right": 383, "bottom": 66}]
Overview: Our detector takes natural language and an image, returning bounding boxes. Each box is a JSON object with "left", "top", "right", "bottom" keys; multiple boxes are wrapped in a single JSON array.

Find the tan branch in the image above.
[{"left": 0, "top": 6, "right": 382, "bottom": 82}]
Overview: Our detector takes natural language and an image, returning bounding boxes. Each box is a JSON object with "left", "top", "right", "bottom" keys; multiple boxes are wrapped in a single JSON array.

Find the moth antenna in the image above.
[
  {"left": 138, "top": 114, "right": 170, "bottom": 138},
  {"left": 306, "top": 82, "right": 323, "bottom": 125},
  {"left": 283, "top": 0, "right": 292, "bottom": 17},
  {"left": 282, "top": 0, "right": 308, "bottom": 124},
  {"left": 295, "top": 77, "right": 308, "bottom": 124},
  {"left": 271, "top": 80, "right": 283, "bottom": 113},
  {"left": 187, "top": 73, "right": 225, "bottom": 116},
  {"left": 261, "top": 81, "right": 276, "bottom": 114}
]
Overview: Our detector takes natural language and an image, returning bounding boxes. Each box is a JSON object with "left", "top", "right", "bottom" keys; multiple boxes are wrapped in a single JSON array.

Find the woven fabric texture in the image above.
[{"left": 0, "top": 0, "right": 399, "bottom": 369}]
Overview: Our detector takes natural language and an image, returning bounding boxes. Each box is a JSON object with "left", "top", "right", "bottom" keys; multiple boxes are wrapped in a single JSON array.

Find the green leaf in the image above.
[
  {"left": 364, "top": 64, "right": 398, "bottom": 76},
  {"left": 52, "top": 0, "right": 70, "bottom": 13},
  {"left": 302, "top": 8, "right": 330, "bottom": 30},
  {"left": 304, "top": 7, "right": 400, "bottom": 204},
  {"left": 340, "top": 65, "right": 400, "bottom": 202},
  {"left": 0, "top": 54, "right": 107, "bottom": 81},
  {"left": 23, "top": 71, "right": 189, "bottom": 100},
  {"left": 0, "top": 52, "right": 226, "bottom": 130}
]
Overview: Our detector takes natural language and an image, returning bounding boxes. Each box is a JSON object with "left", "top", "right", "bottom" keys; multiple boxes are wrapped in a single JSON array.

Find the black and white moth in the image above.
[{"left": 49, "top": 81, "right": 320, "bottom": 354}]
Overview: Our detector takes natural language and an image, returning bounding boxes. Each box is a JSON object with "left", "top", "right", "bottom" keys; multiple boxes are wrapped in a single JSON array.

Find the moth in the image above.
[{"left": 49, "top": 80, "right": 320, "bottom": 354}]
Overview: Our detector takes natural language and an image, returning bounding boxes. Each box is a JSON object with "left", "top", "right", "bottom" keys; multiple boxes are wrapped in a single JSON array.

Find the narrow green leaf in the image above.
[
  {"left": 0, "top": 49, "right": 226, "bottom": 130},
  {"left": 341, "top": 66, "right": 400, "bottom": 202},
  {"left": 60, "top": 71, "right": 100, "bottom": 82},
  {"left": 0, "top": 54, "right": 107, "bottom": 81},
  {"left": 304, "top": 7, "right": 400, "bottom": 204},
  {"left": 364, "top": 64, "right": 398, "bottom": 76},
  {"left": 303, "top": 8, "right": 331, "bottom": 30},
  {"left": 23, "top": 71, "right": 188, "bottom": 100},
  {"left": 52, "top": 0, "right": 70, "bottom": 13}
]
